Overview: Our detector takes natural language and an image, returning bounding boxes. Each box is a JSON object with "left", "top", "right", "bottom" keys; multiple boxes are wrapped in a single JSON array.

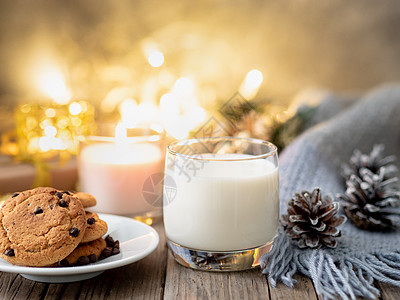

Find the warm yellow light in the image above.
[
  {"left": 119, "top": 98, "right": 138, "bottom": 128},
  {"left": 137, "top": 102, "right": 160, "bottom": 125},
  {"left": 26, "top": 117, "right": 38, "bottom": 130},
  {"left": 145, "top": 218, "right": 153, "bottom": 225},
  {"left": 44, "top": 125, "right": 57, "bottom": 138},
  {"left": 148, "top": 51, "right": 164, "bottom": 68},
  {"left": 57, "top": 117, "right": 69, "bottom": 129},
  {"left": 45, "top": 108, "right": 56, "bottom": 118},
  {"left": 160, "top": 93, "right": 186, "bottom": 139},
  {"left": 188, "top": 105, "right": 207, "bottom": 126},
  {"left": 115, "top": 122, "right": 127, "bottom": 144},
  {"left": 101, "top": 87, "right": 133, "bottom": 113},
  {"left": 20, "top": 104, "right": 32, "bottom": 114},
  {"left": 160, "top": 93, "right": 179, "bottom": 116},
  {"left": 119, "top": 98, "right": 160, "bottom": 129},
  {"left": 39, "top": 136, "right": 65, "bottom": 152},
  {"left": 160, "top": 90, "right": 206, "bottom": 140},
  {"left": 40, "top": 119, "right": 52, "bottom": 129},
  {"left": 69, "top": 102, "right": 82, "bottom": 115},
  {"left": 71, "top": 117, "right": 82, "bottom": 127},
  {"left": 150, "top": 123, "right": 164, "bottom": 134},
  {"left": 80, "top": 101, "right": 88, "bottom": 113},
  {"left": 239, "top": 69, "right": 264, "bottom": 100},
  {"left": 28, "top": 137, "right": 40, "bottom": 153},
  {"left": 246, "top": 69, "right": 263, "bottom": 87},
  {"left": 39, "top": 127, "right": 66, "bottom": 152},
  {"left": 37, "top": 69, "right": 71, "bottom": 104},
  {"left": 38, "top": 137, "right": 51, "bottom": 152},
  {"left": 165, "top": 124, "right": 190, "bottom": 140},
  {"left": 172, "top": 77, "right": 194, "bottom": 98}
]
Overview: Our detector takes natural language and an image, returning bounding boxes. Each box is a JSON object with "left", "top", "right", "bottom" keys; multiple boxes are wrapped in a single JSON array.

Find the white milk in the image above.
[{"left": 164, "top": 153, "right": 279, "bottom": 251}]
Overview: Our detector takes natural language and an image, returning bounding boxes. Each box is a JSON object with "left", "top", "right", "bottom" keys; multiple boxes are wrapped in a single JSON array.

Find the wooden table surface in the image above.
[{"left": 0, "top": 222, "right": 399, "bottom": 300}]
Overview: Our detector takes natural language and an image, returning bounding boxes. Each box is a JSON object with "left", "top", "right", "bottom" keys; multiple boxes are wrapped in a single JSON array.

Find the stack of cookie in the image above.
[{"left": 0, "top": 187, "right": 119, "bottom": 267}]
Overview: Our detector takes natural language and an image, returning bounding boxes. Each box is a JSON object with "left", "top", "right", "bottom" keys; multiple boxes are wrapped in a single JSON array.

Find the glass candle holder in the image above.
[
  {"left": 164, "top": 137, "right": 279, "bottom": 271},
  {"left": 78, "top": 124, "right": 165, "bottom": 222}
]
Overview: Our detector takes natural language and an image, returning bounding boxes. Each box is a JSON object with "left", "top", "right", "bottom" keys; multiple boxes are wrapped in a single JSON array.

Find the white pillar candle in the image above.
[
  {"left": 164, "top": 153, "right": 279, "bottom": 252},
  {"left": 78, "top": 124, "right": 163, "bottom": 216}
]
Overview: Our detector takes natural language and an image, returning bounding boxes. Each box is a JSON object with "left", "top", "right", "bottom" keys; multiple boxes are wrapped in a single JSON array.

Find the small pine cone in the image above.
[
  {"left": 342, "top": 144, "right": 398, "bottom": 180},
  {"left": 337, "top": 168, "right": 400, "bottom": 231},
  {"left": 282, "top": 188, "right": 346, "bottom": 249}
]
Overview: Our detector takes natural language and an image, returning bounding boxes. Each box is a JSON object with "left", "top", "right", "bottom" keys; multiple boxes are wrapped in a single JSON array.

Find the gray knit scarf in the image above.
[{"left": 260, "top": 85, "right": 400, "bottom": 300}]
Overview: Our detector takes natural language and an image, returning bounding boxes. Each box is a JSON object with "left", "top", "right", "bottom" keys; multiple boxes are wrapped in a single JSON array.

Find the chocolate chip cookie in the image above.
[
  {"left": 72, "top": 192, "right": 97, "bottom": 208},
  {"left": 0, "top": 187, "right": 87, "bottom": 267},
  {"left": 60, "top": 238, "right": 107, "bottom": 266},
  {"left": 81, "top": 211, "right": 108, "bottom": 243}
]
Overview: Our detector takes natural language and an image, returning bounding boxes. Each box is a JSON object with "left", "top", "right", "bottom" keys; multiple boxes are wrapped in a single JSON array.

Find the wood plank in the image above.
[
  {"left": 375, "top": 281, "right": 400, "bottom": 300},
  {"left": 164, "top": 251, "right": 270, "bottom": 300},
  {"left": 1, "top": 220, "right": 400, "bottom": 300},
  {"left": 0, "top": 271, "right": 48, "bottom": 299},
  {"left": 43, "top": 220, "right": 167, "bottom": 300},
  {"left": 268, "top": 274, "right": 318, "bottom": 300}
]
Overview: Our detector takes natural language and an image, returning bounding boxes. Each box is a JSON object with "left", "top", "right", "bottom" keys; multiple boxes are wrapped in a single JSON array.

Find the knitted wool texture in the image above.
[{"left": 260, "top": 85, "right": 400, "bottom": 300}]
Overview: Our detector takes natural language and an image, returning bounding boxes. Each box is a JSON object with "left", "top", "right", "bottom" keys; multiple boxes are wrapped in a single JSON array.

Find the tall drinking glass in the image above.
[{"left": 164, "top": 137, "right": 279, "bottom": 271}]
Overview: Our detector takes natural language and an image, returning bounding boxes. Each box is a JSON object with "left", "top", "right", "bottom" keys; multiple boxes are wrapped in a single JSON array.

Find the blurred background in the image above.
[
  {"left": 1, "top": 0, "right": 400, "bottom": 195},
  {"left": 2, "top": 0, "right": 400, "bottom": 107}
]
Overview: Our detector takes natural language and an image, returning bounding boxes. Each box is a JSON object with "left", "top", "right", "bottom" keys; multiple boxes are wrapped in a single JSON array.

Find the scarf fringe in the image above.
[{"left": 260, "top": 232, "right": 400, "bottom": 300}]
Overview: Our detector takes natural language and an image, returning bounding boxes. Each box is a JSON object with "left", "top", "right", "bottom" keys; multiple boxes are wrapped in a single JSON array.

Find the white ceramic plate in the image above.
[{"left": 0, "top": 213, "right": 159, "bottom": 283}]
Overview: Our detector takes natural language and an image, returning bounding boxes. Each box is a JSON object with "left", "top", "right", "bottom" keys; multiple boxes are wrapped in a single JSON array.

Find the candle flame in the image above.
[
  {"left": 115, "top": 122, "right": 127, "bottom": 144},
  {"left": 119, "top": 98, "right": 138, "bottom": 128}
]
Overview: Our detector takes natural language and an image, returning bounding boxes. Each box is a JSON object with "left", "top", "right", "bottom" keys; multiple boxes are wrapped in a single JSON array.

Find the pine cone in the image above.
[
  {"left": 282, "top": 188, "right": 346, "bottom": 249},
  {"left": 342, "top": 144, "right": 398, "bottom": 180},
  {"left": 337, "top": 168, "right": 400, "bottom": 231}
]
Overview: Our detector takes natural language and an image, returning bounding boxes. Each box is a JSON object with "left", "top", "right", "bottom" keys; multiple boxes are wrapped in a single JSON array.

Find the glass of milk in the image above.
[{"left": 164, "top": 137, "right": 279, "bottom": 271}]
